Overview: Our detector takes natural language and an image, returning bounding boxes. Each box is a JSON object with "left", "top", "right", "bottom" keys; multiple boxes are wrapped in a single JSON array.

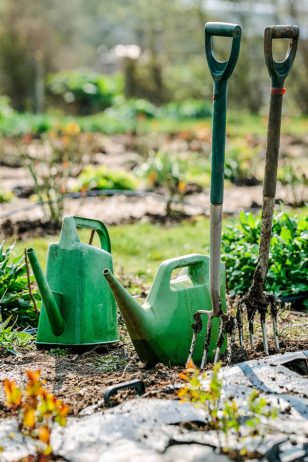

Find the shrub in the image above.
[
  {"left": 76, "top": 165, "right": 138, "bottom": 192},
  {"left": 221, "top": 211, "right": 308, "bottom": 301},
  {"left": 21, "top": 122, "right": 91, "bottom": 225},
  {"left": 47, "top": 70, "right": 123, "bottom": 114},
  {"left": 0, "top": 242, "right": 40, "bottom": 328}
]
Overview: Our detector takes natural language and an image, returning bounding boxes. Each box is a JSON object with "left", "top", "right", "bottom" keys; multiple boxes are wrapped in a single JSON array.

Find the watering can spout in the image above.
[
  {"left": 103, "top": 268, "right": 152, "bottom": 341},
  {"left": 26, "top": 248, "right": 65, "bottom": 336}
]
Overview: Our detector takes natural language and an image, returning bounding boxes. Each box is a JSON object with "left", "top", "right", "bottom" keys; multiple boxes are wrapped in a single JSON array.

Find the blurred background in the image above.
[
  {"left": 0, "top": 0, "right": 308, "bottom": 114},
  {"left": 0, "top": 0, "right": 307, "bottom": 229}
]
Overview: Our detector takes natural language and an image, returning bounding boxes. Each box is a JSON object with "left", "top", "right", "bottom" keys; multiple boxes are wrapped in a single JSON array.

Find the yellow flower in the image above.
[
  {"left": 3, "top": 379, "right": 22, "bottom": 407},
  {"left": 23, "top": 408, "right": 36, "bottom": 429},
  {"left": 63, "top": 122, "right": 80, "bottom": 136}
]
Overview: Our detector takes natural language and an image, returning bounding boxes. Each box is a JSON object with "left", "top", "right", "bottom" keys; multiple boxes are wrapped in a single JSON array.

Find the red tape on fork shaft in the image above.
[{"left": 271, "top": 87, "right": 287, "bottom": 95}]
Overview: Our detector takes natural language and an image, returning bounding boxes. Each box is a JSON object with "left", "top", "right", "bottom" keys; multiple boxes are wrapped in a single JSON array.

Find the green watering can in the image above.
[
  {"left": 27, "top": 216, "right": 118, "bottom": 347},
  {"left": 104, "top": 254, "right": 226, "bottom": 366},
  {"left": 104, "top": 22, "right": 241, "bottom": 367}
]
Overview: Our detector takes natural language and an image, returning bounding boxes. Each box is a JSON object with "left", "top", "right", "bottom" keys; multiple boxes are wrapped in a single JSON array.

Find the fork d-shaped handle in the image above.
[
  {"left": 205, "top": 22, "right": 241, "bottom": 85},
  {"left": 205, "top": 22, "right": 241, "bottom": 205},
  {"left": 264, "top": 25, "right": 299, "bottom": 88}
]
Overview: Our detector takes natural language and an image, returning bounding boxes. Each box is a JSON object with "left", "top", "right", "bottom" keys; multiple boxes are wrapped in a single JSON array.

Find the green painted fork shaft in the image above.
[{"left": 211, "top": 81, "right": 227, "bottom": 205}]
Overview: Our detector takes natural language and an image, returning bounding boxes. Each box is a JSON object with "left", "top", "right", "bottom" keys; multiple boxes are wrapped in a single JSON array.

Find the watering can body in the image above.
[
  {"left": 104, "top": 254, "right": 226, "bottom": 366},
  {"left": 29, "top": 216, "right": 118, "bottom": 347}
]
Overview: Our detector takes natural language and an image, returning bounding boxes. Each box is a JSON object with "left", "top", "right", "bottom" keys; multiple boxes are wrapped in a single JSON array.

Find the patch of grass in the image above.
[
  {"left": 1, "top": 109, "right": 308, "bottom": 137},
  {"left": 48, "top": 348, "right": 69, "bottom": 357},
  {"left": 14, "top": 218, "right": 212, "bottom": 283},
  {"left": 94, "top": 351, "right": 128, "bottom": 373}
]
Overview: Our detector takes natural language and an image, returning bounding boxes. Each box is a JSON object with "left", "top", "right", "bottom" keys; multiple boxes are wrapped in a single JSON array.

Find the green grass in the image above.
[
  {"left": 12, "top": 206, "right": 307, "bottom": 287},
  {"left": 1, "top": 109, "right": 308, "bottom": 137},
  {"left": 14, "top": 218, "right": 212, "bottom": 283}
]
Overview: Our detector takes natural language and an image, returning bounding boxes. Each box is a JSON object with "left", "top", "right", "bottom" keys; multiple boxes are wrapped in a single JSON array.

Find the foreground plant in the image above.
[
  {"left": 0, "top": 316, "right": 34, "bottom": 355},
  {"left": 3, "top": 370, "right": 69, "bottom": 461},
  {"left": 178, "top": 361, "right": 277, "bottom": 459}
]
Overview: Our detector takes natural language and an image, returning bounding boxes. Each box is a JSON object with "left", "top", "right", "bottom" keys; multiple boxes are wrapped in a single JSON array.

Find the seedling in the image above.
[
  {"left": 178, "top": 361, "right": 277, "bottom": 457},
  {"left": 3, "top": 369, "right": 69, "bottom": 459}
]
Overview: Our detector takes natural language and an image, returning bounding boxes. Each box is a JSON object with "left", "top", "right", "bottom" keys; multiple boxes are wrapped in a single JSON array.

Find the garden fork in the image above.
[
  {"left": 187, "top": 22, "right": 241, "bottom": 367},
  {"left": 241, "top": 25, "right": 299, "bottom": 355}
]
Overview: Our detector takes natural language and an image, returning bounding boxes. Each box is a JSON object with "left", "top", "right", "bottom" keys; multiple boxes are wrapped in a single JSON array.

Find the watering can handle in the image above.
[
  {"left": 264, "top": 25, "right": 299, "bottom": 88},
  {"left": 205, "top": 22, "right": 241, "bottom": 83},
  {"left": 73, "top": 216, "right": 111, "bottom": 253},
  {"left": 157, "top": 254, "right": 207, "bottom": 287}
]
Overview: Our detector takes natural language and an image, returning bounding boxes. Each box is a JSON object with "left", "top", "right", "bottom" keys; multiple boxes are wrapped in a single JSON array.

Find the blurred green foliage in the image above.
[
  {"left": 47, "top": 71, "right": 123, "bottom": 114},
  {"left": 0, "top": 0, "right": 306, "bottom": 115},
  {"left": 0, "top": 188, "right": 13, "bottom": 203},
  {"left": 76, "top": 165, "right": 138, "bottom": 191}
]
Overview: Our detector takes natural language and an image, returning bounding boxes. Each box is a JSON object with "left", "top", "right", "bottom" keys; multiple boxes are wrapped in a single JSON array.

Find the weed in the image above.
[
  {"left": 94, "top": 352, "right": 128, "bottom": 373},
  {"left": 48, "top": 348, "right": 69, "bottom": 357},
  {"left": 3, "top": 370, "right": 69, "bottom": 459},
  {"left": 136, "top": 151, "right": 186, "bottom": 216},
  {"left": 178, "top": 361, "right": 277, "bottom": 458},
  {"left": 0, "top": 316, "right": 34, "bottom": 355},
  {"left": 20, "top": 123, "right": 97, "bottom": 225}
]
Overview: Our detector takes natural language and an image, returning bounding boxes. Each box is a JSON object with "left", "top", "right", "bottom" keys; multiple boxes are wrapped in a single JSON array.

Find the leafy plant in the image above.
[
  {"left": 3, "top": 369, "right": 69, "bottom": 459},
  {"left": 0, "top": 316, "right": 34, "bottom": 355},
  {"left": 0, "top": 242, "right": 40, "bottom": 328},
  {"left": 136, "top": 151, "right": 186, "bottom": 216},
  {"left": 221, "top": 211, "right": 308, "bottom": 302},
  {"left": 76, "top": 165, "right": 138, "bottom": 192},
  {"left": 178, "top": 361, "right": 277, "bottom": 457}
]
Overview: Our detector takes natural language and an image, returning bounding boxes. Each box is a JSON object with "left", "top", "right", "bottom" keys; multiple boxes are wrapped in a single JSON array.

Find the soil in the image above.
[
  {"left": 0, "top": 132, "right": 307, "bottom": 239},
  {"left": 0, "top": 310, "right": 307, "bottom": 419}
]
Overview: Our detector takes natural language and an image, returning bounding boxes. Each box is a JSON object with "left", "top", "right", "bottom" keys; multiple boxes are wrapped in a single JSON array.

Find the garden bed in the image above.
[{"left": 0, "top": 310, "right": 307, "bottom": 419}]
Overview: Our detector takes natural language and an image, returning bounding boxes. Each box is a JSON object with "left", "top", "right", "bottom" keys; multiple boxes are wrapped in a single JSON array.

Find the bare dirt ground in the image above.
[
  {"left": 0, "top": 132, "right": 307, "bottom": 238},
  {"left": 0, "top": 310, "right": 307, "bottom": 418}
]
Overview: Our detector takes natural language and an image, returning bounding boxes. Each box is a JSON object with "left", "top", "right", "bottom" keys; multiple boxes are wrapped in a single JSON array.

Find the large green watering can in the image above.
[
  {"left": 104, "top": 254, "right": 226, "bottom": 366},
  {"left": 27, "top": 216, "right": 118, "bottom": 347}
]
